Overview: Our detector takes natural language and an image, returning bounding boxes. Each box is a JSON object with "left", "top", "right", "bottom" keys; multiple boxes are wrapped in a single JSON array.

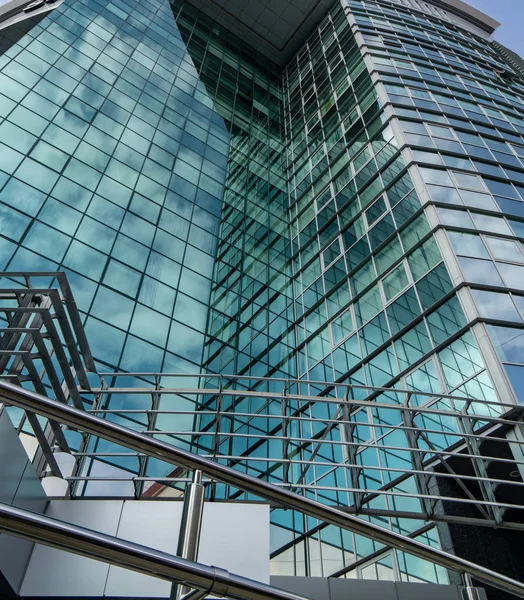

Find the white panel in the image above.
[
  {"left": 0, "top": 410, "right": 30, "bottom": 507},
  {"left": 105, "top": 501, "right": 183, "bottom": 598},
  {"left": 20, "top": 500, "right": 123, "bottom": 597},
  {"left": 199, "top": 503, "right": 270, "bottom": 584},
  {"left": 0, "top": 410, "right": 47, "bottom": 594},
  {"left": 20, "top": 500, "right": 270, "bottom": 597},
  {"left": 106, "top": 502, "right": 270, "bottom": 596}
]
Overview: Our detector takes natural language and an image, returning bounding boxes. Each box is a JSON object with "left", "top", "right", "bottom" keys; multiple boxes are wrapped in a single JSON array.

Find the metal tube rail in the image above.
[
  {"left": 82, "top": 407, "right": 512, "bottom": 431},
  {"left": 1, "top": 379, "right": 523, "bottom": 599},
  {"left": 71, "top": 431, "right": 524, "bottom": 468},
  {"left": 83, "top": 383, "right": 512, "bottom": 409},
  {"left": 92, "top": 428, "right": 524, "bottom": 452},
  {"left": 0, "top": 502, "right": 308, "bottom": 600},
  {"left": 59, "top": 477, "right": 524, "bottom": 512},
  {"left": 78, "top": 424, "right": 516, "bottom": 449},
  {"left": 79, "top": 386, "right": 518, "bottom": 425},
  {"left": 64, "top": 455, "right": 524, "bottom": 487},
  {"left": 88, "top": 371, "right": 519, "bottom": 409}
]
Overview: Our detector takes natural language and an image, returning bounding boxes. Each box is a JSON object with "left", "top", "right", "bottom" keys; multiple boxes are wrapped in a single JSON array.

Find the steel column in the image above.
[{"left": 172, "top": 470, "right": 205, "bottom": 600}]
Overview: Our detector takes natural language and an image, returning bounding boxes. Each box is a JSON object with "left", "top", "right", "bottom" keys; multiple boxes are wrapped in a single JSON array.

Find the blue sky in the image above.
[{"left": 464, "top": 0, "right": 524, "bottom": 57}]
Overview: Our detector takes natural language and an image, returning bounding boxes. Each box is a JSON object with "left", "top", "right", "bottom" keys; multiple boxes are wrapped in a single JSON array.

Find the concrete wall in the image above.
[
  {"left": 0, "top": 407, "right": 48, "bottom": 596},
  {"left": 21, "top": 499, "right": 270, "bottom": 597}
]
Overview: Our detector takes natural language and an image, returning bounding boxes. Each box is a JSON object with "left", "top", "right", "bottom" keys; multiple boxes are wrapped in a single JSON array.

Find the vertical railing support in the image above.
[
  {"left": 171, "top": 470, "right": 205, "bottom": 600},
  {"left": 282, "top": 380, "right": 290, "bottom": 487},
  {"left": 463, "top": 573, "right": 481, "bottom": 600}
]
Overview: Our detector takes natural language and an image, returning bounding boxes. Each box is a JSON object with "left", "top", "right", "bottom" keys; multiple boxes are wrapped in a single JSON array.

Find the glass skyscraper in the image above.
[{"left": 1, "top": 0, "right": 524, "bottom": 596}]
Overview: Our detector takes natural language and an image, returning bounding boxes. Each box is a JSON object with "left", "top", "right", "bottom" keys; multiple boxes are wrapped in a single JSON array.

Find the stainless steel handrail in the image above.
[
  {"left": 0, "top": 502, "right": 308, "bottom": 600},
  {"left": 1, "top": 379, "right": 523, "bottom": 598}
]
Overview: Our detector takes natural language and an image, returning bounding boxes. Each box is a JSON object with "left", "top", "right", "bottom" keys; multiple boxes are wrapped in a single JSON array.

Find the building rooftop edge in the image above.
[
  {"left": 0, "top": 0, "right": 502, "bottom": 65},
  {"left": 426, "top": 0, "right": 500, "bottom": 33},
  {"left": 180, "top": 0, "right": 500, "bottom": 67}
]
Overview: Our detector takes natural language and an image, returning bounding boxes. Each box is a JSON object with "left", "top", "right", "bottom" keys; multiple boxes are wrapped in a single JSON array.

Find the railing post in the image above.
[
  {"left": 171, "top": 470, "right": 205, "bottom": 600},
  {"left": 463, "top": 573, "right": 481, "bottom": 600}
]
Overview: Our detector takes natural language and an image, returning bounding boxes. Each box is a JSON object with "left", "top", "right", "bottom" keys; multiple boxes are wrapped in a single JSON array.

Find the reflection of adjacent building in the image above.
[{"left": 1, "top": 0, "right": 524, "bottom": 598}]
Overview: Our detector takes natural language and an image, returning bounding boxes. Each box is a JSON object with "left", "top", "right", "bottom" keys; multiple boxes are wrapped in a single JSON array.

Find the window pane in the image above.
[
  {"left": 488, "top": 325, "right": 524, "bottom": 364},
  {"left": 486, "top": 237, "right": 523, "bottom": 262},
  {"left": 437, "top": 208, "right": 473, "bottom": 228},
  {"left": 448, "top": 232, "right": 489, "bottom": 258},
  {"left": 472, "top": 290, "right": 521, "bottom": 322},
  {"left": 497, "top": 263, "right": 524, "bottom": 291},
  {"left": 504, "top": 364, "right": 524, "bottom": 403},
  {"left": 458, "top": 257, "right": 503, "bottom": 286},
  {"left": 382, "top": 263, "right": 409, "bottom": 302}
]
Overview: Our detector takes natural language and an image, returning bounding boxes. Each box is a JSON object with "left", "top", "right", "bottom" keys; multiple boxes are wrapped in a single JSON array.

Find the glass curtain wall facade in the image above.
[
  {"left": 269, "top": 0, "right": 479, "bottom": 582},
  {"left": 349, "top": 0, "right": 524, "bottom": 403},
  {"left": 0, "top": 0, "right": 230, "bottom": 378},
  {"left": 169, "top": 3, "right": 296, "bottom": 384},
  {"left": 274, "top": 0, "right": 523, "bottom": 582},
  {"left": 165, "top": 1, "right": 452, "bottom": 582},
  {"left": 0, "top": 0, "right": 524, "bottom": 588},
  {"left": 0, "top": 0, "right": 232, "bottom": 489}
]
